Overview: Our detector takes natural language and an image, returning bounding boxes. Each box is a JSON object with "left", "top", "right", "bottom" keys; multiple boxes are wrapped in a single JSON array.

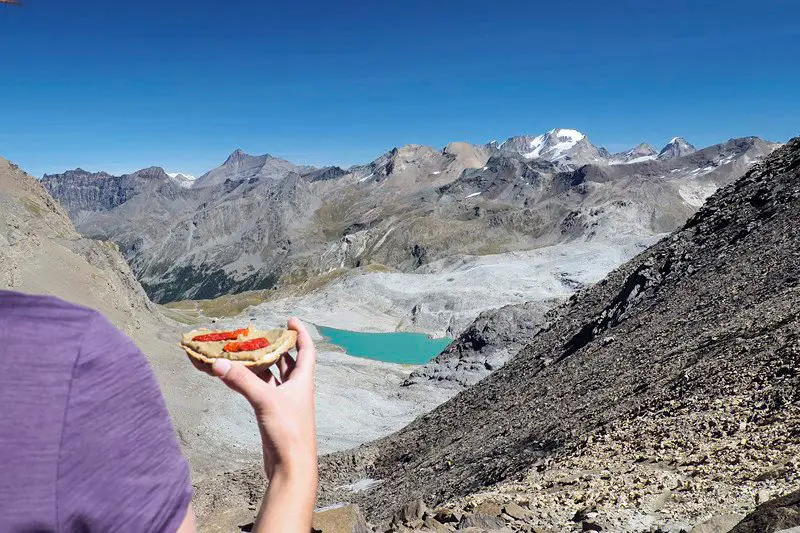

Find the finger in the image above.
[
  {"left": 277, "top": 352, "right": 296, "bottom": 382},
  {"left": 212, "top": 359, "right": 272, "bottom": 409},
  {"left": 287, "top": 318, "right": 316, "bottom": 379}
]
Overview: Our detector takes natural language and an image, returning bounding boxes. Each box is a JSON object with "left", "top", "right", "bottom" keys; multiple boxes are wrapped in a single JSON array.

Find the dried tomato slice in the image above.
[
  {"left": 192, "top": 327, "right": 249, "bottom": 342},
  {"left": 223, "top": 338, "right": 271, "bottom": 353}
]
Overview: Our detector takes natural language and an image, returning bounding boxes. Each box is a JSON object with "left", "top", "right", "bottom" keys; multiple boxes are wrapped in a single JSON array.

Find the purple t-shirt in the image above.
[{"left": 0, "top": 291, "right": 192, "bottom": 532}]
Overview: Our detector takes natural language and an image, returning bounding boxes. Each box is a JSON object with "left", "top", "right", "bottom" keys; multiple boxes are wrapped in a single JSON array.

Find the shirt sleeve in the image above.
[{"left": 57, "top": 312, "right": 192, "bottom": 533}]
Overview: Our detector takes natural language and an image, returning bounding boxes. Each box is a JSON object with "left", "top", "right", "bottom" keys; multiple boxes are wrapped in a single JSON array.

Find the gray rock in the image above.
[
  {"left": 458, "top": 514, "right": 507, "bottom": 530},
  {"left": 392, "top": 499, "right": 427, "bottom": 526},
  {"left": 730, "top": 488, "right": 800, "bottom": 533},
  {"left": 502, "top": 503, "right": 529, "bottom": 520},
  {"left": 691, "top": 514, "right": 744, "bottom": 533},
  {"left": 434, "top": 508, "right": 463, "bottom": 524},
  {"left": 312, "top": 504, "right": 372, "bottom": 533}
]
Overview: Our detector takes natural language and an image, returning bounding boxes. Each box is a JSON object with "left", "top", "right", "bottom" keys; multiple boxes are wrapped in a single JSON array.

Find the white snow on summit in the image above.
[
  {"left": 523, "top": 128, "right": 586, "bottom": 160},
  {"left": 167, "top": 172, "right": 197, "bottom": 188},
  {"left": 167, "top": 172, "right": 196, "bottom": 180},
  {"left": 553, "top": 128, "right": 586, "bottom": 142}
]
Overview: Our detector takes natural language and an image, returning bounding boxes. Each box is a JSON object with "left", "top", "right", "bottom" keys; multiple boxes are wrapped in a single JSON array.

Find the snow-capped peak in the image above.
[
  {"left": 167, "top": 172, "right": 197, "bottom": 188},
  {"left": 550, "top": 128, "right": 586, "bottom": 143},
  {"left": 522, "top": 128, "right": 588, "bottom": 160},
  {"left": 658, "top": 137, "right": 697, "bottom": 161},
  {"left": 497, "top": 128, "right": 605, "bottom": 168},
  {"left": 167, "top": 172, "right": 196, "bottom": 180}
]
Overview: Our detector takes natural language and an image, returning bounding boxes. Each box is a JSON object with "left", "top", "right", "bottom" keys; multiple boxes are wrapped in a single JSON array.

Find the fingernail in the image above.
[{"left": 212, "top": 359, "right": 232, "bottom": 377}]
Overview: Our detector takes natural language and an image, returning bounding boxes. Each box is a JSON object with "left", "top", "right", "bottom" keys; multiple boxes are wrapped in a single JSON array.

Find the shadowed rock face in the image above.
[
  {"left": 42, "top": 135, "right": 778, "bottom": 304},
  {"left": 313, "top": 137, "right": 800, "bottom": 520},
  {"left": 730, "top": 489, "right": 800, "bottom": 533}
]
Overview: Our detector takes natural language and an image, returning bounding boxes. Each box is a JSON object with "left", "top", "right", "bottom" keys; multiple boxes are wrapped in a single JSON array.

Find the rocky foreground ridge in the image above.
[
  {"left": 336, "top": 136, "right": 800, "bottom": 529},
  {"left": 194, "top": 137, "right": 800, "bottom": 531}
]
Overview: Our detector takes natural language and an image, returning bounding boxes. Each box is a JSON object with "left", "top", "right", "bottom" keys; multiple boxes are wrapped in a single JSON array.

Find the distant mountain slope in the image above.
[
  {"left": 658, "top": 136, "right": 697, "bottom": 160},
  {"left": 499, "top": 128, "right": 608, "bottom": 168},
  {"left": 609, "top": 143, "right": 657, "bottom": 164},
  {"left": 42, "top": 166, "right": 192, "bottom": 219},
  {"left": 407, "top": 136, "right": 779, "bottom": 386},
  {"left": 314, "top": 137, "right": 800, "bottom": 524},
  {"left": 43, "top": 133, "right": 778, "bottom": 304},
  {"left": 192, "top": 149, "right": 315, "bottom": 189}
]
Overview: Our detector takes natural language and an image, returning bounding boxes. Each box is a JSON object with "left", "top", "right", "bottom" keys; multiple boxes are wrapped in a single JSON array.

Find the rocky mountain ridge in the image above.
[
  {"left": 42, "top": 131, "right": 779, "bottom": 305},
  {"left": 307, "top": 136, "right": 800, "bottom": 529},
  {"left": 193, "top": 136, "right": 799, "bottom": 531},
  {"left": 192, "top": 149, "right": 315, "bottom": 189},
  {"left": 406, "top": 136, "right": 778, "bottom": 386}
]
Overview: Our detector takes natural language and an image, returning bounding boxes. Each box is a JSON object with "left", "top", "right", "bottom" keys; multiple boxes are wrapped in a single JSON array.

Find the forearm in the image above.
[{"left": 253, "top": 463, "right": 318, "bottom": 533}]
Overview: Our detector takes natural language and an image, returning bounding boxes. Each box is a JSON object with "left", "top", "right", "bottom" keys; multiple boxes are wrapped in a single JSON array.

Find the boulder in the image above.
[
  {"left": 473, "top": 501, "right": 503, "bottom": 517},
  {"left": 391, "top": 499, "right": 428, "bottom": 528},
  {"left": 422, "top": 516, "right": 452, "bottom": 532},
  {"left": 434, "top": 508, "right": 463, "bottom": 524},
  {"left": 730, "top": 489, "right": 800, "bottom": 533},
  {"left": 312, "top": 504, "right": 372, "bottom": 533},
  {"left": 691, "top": 514, "right": 745, "bottom": 533},
  {"left": 458, "top": 513, "right": 507, "bottom": 529},
  {"left": 503, "top": 502, "right": 529, "bottom": 520}
]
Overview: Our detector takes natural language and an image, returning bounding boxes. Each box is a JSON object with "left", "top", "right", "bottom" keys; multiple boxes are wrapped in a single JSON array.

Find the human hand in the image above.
[{"left": 210, "top": 318, "right": 318, "bottom": 483}]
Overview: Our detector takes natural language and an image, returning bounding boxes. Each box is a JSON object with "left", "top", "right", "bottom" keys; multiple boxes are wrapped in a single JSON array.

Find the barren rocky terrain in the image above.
[{"left": 193, "top": 138, "right": 800, "bottom": 532}]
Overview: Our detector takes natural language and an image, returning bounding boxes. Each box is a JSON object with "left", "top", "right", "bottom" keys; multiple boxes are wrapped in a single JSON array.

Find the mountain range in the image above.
[
  {"left": 41, "top": 130, "right": 779, "bottom": 305},
  {"left": 192, "top": 136, "right": 800, "bottom": 532}
]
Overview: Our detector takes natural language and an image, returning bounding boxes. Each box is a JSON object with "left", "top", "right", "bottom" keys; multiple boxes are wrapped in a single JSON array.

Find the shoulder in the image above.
[{"left": 0, "top": 290, "right": 97, "bottom": 327}]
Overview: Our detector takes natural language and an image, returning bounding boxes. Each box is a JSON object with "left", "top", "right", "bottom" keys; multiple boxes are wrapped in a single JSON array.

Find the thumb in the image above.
[{"left": 212, "top": 359, "right": 270, "bottom": 409}]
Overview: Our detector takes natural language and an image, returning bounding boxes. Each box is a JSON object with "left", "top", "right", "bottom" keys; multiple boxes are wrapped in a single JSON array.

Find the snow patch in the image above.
[
  {"left": 339, "top": 478, "right": 382, "bottom": 493},
  {"left": 679, "top": 183, "right": 718, "bottom": 207},
  {"left": 358, "top": 173, "right": 375, "bottom": 183},
  {"left": 625, "top": 155, "right": 657, "bottom": 164},
  {"left": 523, "top": 128, "right": 585, "bottom": 160},
  {"left": 465, "top": 192, "right": 481, "bottom": 198},
  {"left": 167, "top": 172, "right": 196, "bottom": 188}
]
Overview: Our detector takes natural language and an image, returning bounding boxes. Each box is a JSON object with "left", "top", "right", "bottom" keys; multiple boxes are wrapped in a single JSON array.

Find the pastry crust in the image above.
[{"left": 180, "top": 327, "right": 297, "bottom": 372}]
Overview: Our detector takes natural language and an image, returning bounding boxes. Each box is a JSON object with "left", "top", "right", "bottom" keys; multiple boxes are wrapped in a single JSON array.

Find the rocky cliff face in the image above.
[
  {"left": 0, "top": 158, "right": 154, "bottom": 335},
  {"left": 41, "top": 166, "right": 192, "bottom": 218},
  {"left": 311, "top": 137, "right": 800, "bottom": 527}
]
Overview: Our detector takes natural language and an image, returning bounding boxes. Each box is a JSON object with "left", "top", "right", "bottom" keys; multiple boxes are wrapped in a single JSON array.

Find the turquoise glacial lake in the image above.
[{"left": 317, "top": 325, "right": 453, "bottom": 365}]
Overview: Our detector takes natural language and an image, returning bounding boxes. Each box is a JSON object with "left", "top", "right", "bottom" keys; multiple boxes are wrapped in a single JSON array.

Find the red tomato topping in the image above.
[
  {"left": 223, "top": 337, "right": 271, "bottom": 352},
  {"left": 192, "top": 327, "right": 249, "bottom": 342}
]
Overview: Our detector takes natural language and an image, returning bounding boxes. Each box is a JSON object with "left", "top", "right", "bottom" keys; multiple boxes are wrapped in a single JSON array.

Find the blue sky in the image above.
[{"left": 0, "top": 0, "right": 797, "bottom": 177}]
